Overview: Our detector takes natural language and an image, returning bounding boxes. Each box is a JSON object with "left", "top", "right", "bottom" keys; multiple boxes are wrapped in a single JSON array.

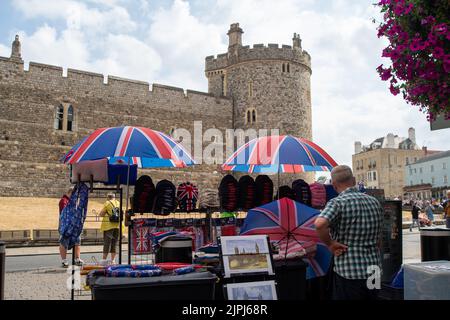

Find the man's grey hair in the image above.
[
  {"left": 331, "top": 165, "right": 354, "bottom": 184},
  {"left": 107, "top": 193, "right": 115, "bottom": 200}
]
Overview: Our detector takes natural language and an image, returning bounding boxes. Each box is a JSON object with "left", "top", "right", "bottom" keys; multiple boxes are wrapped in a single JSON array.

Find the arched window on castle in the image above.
[
  {"left": 54, "top": 105, "right": 64, "bottom": 130},
  {"left": 287, "top": 63, "right": 290, "bottom": 73},
  {"left": 54, "top": 103, "right": 75, "bottom": 132},
  {"left": 282, "top": 63, "right": 290, "bottom": 73},
  {"left": 282, "top": 64, "right": 285, "bottom": 72},
  {"left": 67, "top": 105, "right": 74, "bottom": 132},
  {"left": 245, "top": 108, "right": 257, "bottom": 124}
]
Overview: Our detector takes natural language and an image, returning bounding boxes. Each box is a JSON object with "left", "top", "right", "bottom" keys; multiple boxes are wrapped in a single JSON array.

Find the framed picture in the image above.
[
  {"left": 225, "top": 281, "right": 278, "bottom": 300},
  {"left": 220, "top": 235, "right": 274, "bottom": 278},
  {"left": 220, "top": 235, "right": 270, "bottom": 255}
]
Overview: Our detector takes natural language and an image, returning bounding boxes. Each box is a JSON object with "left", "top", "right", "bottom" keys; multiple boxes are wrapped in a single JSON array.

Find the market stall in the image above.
[{"left": 61, "top": 126, "right": 198, "bottom": 299}]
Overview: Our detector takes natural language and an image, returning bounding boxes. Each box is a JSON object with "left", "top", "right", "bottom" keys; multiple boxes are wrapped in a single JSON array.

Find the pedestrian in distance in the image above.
[
  {"left": 98, "top": 193, "right": 122, "bottom": 265},
  {"left": 443, "top": 191, "right": 450, "bottom": 229},
  {"left": 410, "top": 201, "right": 421, "bottom": 232},
  {"left": 424, "top": 200, "right": 435, "bottom": 225}
]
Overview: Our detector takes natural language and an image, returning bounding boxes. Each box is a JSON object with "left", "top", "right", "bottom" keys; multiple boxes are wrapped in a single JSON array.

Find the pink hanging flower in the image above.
[
  {"left": 410, "top": 39, "right": 422, "bottom": 51},
  {"left": 433, "top": 47, "right": 444, "bottom": 59},
  {"left": 390, "top": 84, "right": 400, "bottom": 95}
]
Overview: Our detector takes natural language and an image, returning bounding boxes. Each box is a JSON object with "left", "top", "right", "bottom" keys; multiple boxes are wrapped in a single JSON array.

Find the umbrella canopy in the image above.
[
  {"left": 240, "top": 197, "right": 332, "bottom": 279},
  {"left": 62, "top": 126, "right": 195, "bottom": 166},
  {"left": 222, "top": 135, "right": 337, "bottom": 173}
]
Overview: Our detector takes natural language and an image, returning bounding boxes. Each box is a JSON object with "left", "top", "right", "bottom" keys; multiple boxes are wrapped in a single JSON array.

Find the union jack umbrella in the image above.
[
  {"left": 62, "top": 126, "right": 195, "bottom": 265},
  {"left": 222, "top": 135, "right": 337, "bottom": 173},
  {"left": 62, "top": 126, "right": 195, "bottom": 167},
  {"left": 240, "top": 197, "right": 332, "bottom": 279}
]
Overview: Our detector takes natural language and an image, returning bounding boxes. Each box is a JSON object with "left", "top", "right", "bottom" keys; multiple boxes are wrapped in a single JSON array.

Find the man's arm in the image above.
[
  {"left": 315, "top": 217, "right": 348, "bottom": 256},
  {"left": 99, "top": 205, "right": 107, "bottom": 217}
]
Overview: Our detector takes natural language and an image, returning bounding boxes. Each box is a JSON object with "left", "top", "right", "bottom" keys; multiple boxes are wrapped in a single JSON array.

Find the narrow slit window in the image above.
[
  {"left": 282, "top": 64, "right": 285, "bottom": 72},
  {"left": 252, "top": 109, "right": 256, "bottom": 122},
  {"left": 67, "top": 105, "right": 74, "bottom": 132},
  {"left": 287, "top": 63, "right": 290, "bottom": 73},
  {"left": 55, "top": 105, "right": 64, "bottom": 130}
]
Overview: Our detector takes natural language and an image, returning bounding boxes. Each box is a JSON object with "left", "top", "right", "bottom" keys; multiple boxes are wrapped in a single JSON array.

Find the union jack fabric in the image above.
[
  {"left": 131, "top": 226, "right": 152, "bottom": 255},
  {"left": 240, "top": 197, "right": 332, "bottom": 279},
  {"left": 222, "top": 135, "right": 337, "bottom": 174},
  {"left": 62, "top": 126, "right": 195, "bottom": 168},
  {"left": 177, "top": 182, "right": 199, "bottom": 212}
]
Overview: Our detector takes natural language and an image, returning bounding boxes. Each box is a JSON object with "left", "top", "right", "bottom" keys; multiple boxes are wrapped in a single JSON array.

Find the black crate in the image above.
[{"left": 89, "top": 271, "right": 217, "bottom": 300}]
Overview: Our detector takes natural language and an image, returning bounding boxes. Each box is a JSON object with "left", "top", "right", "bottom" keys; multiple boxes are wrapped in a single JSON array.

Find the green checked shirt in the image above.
[{"left": 319, "top": 187, "right": 383, "bottom": 280}]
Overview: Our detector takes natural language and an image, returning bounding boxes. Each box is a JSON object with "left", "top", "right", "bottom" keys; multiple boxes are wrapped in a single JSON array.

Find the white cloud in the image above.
[
  {"left": 92, "top": 34, "right": 161, "bottom": 81},
  {"left": 12, "top": 0, "right": 136, "bottom": 33},
  {"left": 0, "top": 43, "right": 9, "bottom": 57},
  {"left": 147, "top": 0, "right": 225, "bottom": 90},
  {"left": 20, "top": 25, "right": 90, "bottom": 70}
]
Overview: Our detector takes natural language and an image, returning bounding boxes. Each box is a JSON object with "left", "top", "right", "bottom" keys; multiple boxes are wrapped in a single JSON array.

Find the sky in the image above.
[{"left": 0, "top": 0, "right": 448, "bottom": 167}]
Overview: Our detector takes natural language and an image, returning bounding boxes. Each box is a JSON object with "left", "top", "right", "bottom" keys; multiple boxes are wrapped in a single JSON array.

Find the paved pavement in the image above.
[
  {"left": 5, "top": 244, "right": 129, "bottom": 272},
  {"left": 3, "top": 230, "right": 424, "bottom": 300}
]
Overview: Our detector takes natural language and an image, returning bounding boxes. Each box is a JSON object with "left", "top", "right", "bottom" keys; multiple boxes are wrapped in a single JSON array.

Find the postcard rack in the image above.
[{"left": 218, "top": 235, "right": 278, "bottom": 300}]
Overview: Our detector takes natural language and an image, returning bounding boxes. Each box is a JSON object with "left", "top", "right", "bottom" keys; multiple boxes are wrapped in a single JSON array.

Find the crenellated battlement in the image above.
[
  {"left": 0, "top": 55, "right": 230, "bottom": 103},
  {"left": 205, "top": 42, "right": 311, "bottom": 72}
]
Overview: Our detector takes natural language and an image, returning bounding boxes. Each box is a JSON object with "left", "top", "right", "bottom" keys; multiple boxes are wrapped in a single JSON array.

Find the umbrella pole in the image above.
[
  {"left": 277, "top": 164, "right": 280, "bottom": 199},
  {"left": 118, "top": 187, "right": 123, "bottom": 264},
  {"left": 122, "top": 157, "right": 131, "bottom": 265},
  {"left": 71, "top": 246, "right": 75, "bottom": 300}
]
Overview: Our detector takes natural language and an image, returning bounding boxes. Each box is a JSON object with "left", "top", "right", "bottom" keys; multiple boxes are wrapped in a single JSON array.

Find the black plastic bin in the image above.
[
  {"left": 274, "top": 259, "right": 307, "bottom": 300},
  {"left": 155, "top": 236, "right": 193, "bottom": 264},
  {"left": 89, "top": 271, "right": 217, "bottom": 300},
  {"left": 420, "top": 227, "right": 450, "bottom": 261}
]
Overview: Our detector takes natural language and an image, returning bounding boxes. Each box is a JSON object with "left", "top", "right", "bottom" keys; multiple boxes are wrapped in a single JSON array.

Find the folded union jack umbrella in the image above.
[
  {"left": 222, "top": 135, "right": 337, "bottom": 173},
  {"left": 62, "top": 126, "right": 195, "bottom": 167},
  {"left": 240, "top": 197, "right": 332, "bottom": 279}
]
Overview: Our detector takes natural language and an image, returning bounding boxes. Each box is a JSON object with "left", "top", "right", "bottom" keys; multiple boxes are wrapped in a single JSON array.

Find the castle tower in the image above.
[
  {"left": 205, "top": 23, "right": 314, "bottom": 182},
  {"left": 10, "top": 35, "right": 22, "bottom": 61}
]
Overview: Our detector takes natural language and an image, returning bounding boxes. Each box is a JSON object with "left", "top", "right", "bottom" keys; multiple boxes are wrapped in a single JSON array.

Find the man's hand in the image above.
[{"left": 328, "top": 240, "right": 348, "bottom": 257}]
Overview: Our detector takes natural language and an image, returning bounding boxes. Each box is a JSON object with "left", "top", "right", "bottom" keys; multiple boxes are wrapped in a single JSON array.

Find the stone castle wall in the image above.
[{"left": 0, "top": 57, "right": 232, "bottom": 197}]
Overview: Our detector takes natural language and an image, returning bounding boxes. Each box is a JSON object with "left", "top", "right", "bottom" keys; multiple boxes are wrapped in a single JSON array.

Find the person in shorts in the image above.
[{"left": 99, "top": 193, "right": 122, "bottom": 264}]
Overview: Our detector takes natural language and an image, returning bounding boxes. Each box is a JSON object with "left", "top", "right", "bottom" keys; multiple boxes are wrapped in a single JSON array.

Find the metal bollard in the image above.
[{"left": 0, "top": 241, "right": 5, "bottom": 300}]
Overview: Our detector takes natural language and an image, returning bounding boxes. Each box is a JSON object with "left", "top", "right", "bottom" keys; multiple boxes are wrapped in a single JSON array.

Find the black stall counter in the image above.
[{"left": 89, "top": 271, "right": 217, "bottom": 300}]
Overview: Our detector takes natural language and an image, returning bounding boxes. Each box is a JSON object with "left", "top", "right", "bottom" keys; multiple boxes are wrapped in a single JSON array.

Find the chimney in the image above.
[
  {"left": 10, "top": 35, "right": 22, "bottom": 61},
  {"left": 422, "top": 146, "right": 428, "bottom": 155},
  {"left": 354, "top": 141, "right": 362, "bottom": 154},
  {"left": 386, "top": 133, "right": 395, "bottom": 148},
  {"left": 408, "top": 127, "right": 416, "bottom": 144},
  {"left": 292, "top": 33, "right": 302, "bottom": 50},
  {"left": 227, "top": 23, "right": 243, "bottom": 48}
]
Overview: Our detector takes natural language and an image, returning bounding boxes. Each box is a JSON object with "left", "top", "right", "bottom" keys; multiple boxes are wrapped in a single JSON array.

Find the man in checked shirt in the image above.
[{"left": 315, "top": 165, "right": 383, "bottom": 300}]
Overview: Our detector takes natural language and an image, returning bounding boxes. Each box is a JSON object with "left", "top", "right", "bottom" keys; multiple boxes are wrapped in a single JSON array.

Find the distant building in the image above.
[
  {"left": 352, "top": 128, "right": 439, "bottom": 199},
  {"left": 404, "top": 150, "right": 450, "bottom": 200}
]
